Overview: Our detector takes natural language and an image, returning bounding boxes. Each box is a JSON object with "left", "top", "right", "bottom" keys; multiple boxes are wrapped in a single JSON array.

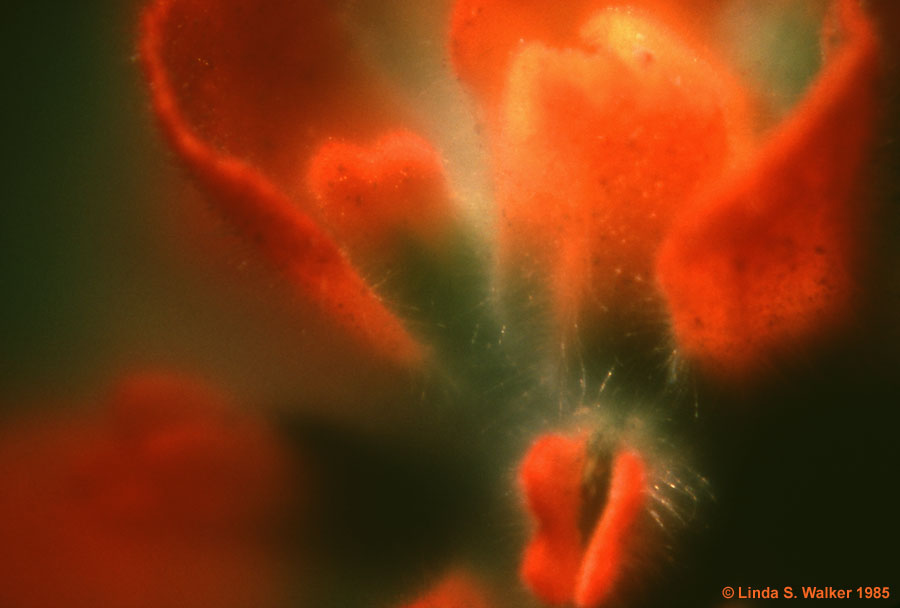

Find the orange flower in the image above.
[{"left": 126, "top": 1, "right": 895, "bottom": 607}]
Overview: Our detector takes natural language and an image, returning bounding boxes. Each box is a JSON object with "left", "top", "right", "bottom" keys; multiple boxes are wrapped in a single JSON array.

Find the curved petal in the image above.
[
  {"left": 139, "top": 0, "right": 425, "bottom": 367},
  {"left": 142, "top": 0, "right": 404, "bottom": 193},
  {"left": 656, "top": 0, "right": 880, "bottom": 380},
  {"left": 519, "top": 433, "right": 588, "bottom": 604}
]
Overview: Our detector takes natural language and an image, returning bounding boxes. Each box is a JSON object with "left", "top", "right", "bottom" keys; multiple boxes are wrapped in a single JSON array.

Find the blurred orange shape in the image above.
[
  {"left": 399, "top": 571, "right": 493, "bottom": 608},
  {"left": 0, "top": 372, "right": 295, "bottom": 608}
]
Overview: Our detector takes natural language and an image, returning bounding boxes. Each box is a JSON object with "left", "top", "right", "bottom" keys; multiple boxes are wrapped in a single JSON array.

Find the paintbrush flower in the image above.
[{"left": 128, "top": 0, "right": 893, "bottom": 607}]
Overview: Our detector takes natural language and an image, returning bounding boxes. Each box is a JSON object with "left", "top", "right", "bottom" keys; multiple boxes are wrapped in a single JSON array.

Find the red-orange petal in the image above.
[
  {"left": 519, "top": 433, "right": 588, "bottom": 604},
  {"left": 574, "top": 449, "right": 647, "bottom": 608},
  {"left": 493, "top": 9, "right": 752, "bottom": 332},
  {"left": 656, "top": 0, "right": 880, "bottom": 380},
  {"left": 106, "top": 372, "right": 293, "bottom": 528},
  {"left": 307, "top": 130, "right": 454, "bottom": 260},
  {"left": 139, "top": 0, "right": 423, "bottom": 367}
]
